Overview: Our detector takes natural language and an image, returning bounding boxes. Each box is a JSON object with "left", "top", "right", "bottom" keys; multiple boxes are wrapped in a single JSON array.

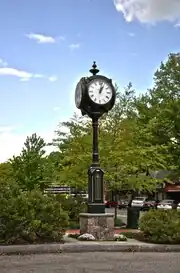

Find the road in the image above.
[{"left": 0, "top": 252, "right": 179, "bottom": 273}]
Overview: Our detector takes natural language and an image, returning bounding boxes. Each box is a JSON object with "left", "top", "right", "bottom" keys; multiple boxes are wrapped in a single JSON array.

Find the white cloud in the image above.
[
  {"left": 48, "top": 75, "right": 58, "bottom": 82},
  {"left": 0, "top": 58, "right": 8, "bottom": 67},
  {"left": 69, "top": 43, "right": 80, "bottom": 50},
  {"left": 128, "top": 32, "right": 135, "bottom": 37},
  {"left": 0, "top": 67, "right": 44, "bottom": 81},
  {"left": 175, "top": 22, "right": 180, "bottom": 28},
  {"left": 57, "top": 36, "right": 65, "bottom": 41},
  {"left": 0, "top": 126, "right": 57, "bottom": 163},
  {"left": 25, "top": 33, "right": 57, "bottom": 44},
  {"left": 0, "top": 65, "right": 57, "bottom": 82},
  {"left": 53, "top": 106, "right": 60, "bottom": 111},
  {"left": 114, "top": 0, "right": 180, "bottom": 24}
]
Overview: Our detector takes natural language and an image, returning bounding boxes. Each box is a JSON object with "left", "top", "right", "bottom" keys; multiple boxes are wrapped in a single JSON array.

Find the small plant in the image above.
[
  {"left": 78, "top": 233, "right": 96, "bottom": 241},
  {"left": 114, "top": 233, "right": 127, "bottom": 241}
]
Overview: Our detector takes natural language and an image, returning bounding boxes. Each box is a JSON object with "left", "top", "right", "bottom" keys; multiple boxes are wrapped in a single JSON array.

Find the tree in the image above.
[
  {"left": 135, "top": 53, "right": 180, "bottom": 178},
  {"left": 0, "top": 162, "right": 14, "bottom": 182},
  {"left": 54, "top": 84, "right": 170, "bottom": 198},
  {"left": 46, "top": 151, "right": 63, "bottom": 185},
  {"left": 99, "top": 85, "right": 170, "bottom": 219},
  {"left": 52, "top": 114, "right": 92, "bottom": 190},
  {"left": 9, "top": 133, "right": 51, "bottom": 191}
]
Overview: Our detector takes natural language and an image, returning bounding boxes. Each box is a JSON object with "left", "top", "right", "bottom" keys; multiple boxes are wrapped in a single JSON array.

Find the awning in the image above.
[{"left": 165, "top": 184, "right": 180, "bottom": 192}]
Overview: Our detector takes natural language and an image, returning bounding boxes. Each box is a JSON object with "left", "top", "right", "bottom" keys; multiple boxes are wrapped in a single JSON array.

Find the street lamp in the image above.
[{"left": 75, "top": 62, "right": 116, "bottom": 214}]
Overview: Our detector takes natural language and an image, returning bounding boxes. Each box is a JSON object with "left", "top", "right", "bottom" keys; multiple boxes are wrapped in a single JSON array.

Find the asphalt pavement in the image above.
[{"left": 0, "top": 252, "right": 179, "bottom": 273}]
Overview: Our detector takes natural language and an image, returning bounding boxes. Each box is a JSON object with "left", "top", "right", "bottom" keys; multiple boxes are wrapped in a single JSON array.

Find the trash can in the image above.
[{"left": 126, "top": 207, "right": 140, "bottom": 229}]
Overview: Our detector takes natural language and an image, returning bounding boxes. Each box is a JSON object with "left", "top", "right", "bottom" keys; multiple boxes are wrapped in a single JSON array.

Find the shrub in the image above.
[
  {"left": 139, "top": 209, "right": 180, "bottom": 244},
  {"left": 55, "top": 194, "right": 87, "bottom": 226},
  {"left": 0, "top": 181, "right": 69, "bottom": 244}
]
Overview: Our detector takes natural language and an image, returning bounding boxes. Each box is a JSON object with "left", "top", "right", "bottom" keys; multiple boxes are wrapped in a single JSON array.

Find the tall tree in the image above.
[
  {"left": 52, "top": 114, "right": 92, "bottom": 190},
  {"left": 53, "top": 84, "right": 170, "bottom": 196},
  {"left": 10, "top": 133, "right": 50, "bottom": 191},
  {"left": 0, "top": 162, "right": 14, "bottom": 182},
  {"left": 135, "top": 53, "right": 180, "bottom": 177}
]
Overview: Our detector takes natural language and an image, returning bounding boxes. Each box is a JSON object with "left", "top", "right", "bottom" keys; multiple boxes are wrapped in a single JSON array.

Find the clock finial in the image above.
[{"left": 89, "top": 61, "right": 99, "bottom": 76}]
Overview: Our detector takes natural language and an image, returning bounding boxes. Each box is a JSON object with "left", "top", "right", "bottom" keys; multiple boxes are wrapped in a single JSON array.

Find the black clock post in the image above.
[
  {"left": 88, "top": 63, "right": 105, "bottom": 214},
  {"left": 75, "top": 62, "right": 116, "bottom": 240}
]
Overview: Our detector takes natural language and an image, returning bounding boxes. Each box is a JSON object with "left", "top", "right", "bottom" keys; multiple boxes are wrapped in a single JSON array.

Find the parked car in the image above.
[
  {"left": 177, "top": 203, "right": 180, "bottom": 210},
  {"left": 119, "top": 199, "right": 129, "bottom": 209},
  {"left": 141, "top": 199, "right": 158, "bottom": 211},
  {"left": 131, "top": 196, "right": 147, "bottom": 209},
  {"left": 157, "top": 199, "right": 176, "bottom": 210},
  {"left": 105, "top": 200, "right": 120, "bottom": 208}
]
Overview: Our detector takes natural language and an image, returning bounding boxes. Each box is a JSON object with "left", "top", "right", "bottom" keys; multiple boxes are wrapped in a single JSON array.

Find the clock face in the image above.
[
  {"left": 75, "top": 82, "right": 82, "bottom": 108},
  {"left": 88, "top": 79, "right": 112, "bottom": 105}
]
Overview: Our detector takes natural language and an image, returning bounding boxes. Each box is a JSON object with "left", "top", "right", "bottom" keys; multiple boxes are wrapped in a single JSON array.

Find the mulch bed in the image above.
[{"left": 66, "top": 228, "right": 140, "bottom": 234}]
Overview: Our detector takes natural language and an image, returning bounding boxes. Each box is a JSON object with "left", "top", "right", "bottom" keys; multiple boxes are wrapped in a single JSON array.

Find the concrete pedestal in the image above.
[{"left": 79, "top": 213, "right": 114, "bottom": 240}]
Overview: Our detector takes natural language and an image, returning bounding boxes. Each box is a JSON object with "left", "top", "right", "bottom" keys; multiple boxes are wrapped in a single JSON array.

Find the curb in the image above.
[{"left": 1, "top": 242, "right": 180, "bottom": 255}]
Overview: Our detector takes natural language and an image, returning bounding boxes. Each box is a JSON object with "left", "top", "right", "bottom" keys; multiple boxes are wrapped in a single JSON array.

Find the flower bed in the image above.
[{"left": 67, "top": 233, "right": 127, "bottom": 242}]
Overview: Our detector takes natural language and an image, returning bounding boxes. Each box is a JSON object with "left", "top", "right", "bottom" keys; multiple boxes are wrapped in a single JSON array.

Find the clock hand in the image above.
[{"left": 99, "top": 84, "right": 104, "bottom": 94}]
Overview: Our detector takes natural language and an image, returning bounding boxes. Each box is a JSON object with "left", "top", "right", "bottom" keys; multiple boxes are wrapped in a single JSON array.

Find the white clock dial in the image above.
[
  {"left": 75, "top": 82, "right": 82, "bottom": 108},
  {"left": 88, "top": 79, "right": 112, "bottom": 105}
]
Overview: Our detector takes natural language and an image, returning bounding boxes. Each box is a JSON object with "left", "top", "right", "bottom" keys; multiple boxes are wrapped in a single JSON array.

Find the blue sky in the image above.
[{"left": 0, "top": 0, "right": 180, "bottom": 162}]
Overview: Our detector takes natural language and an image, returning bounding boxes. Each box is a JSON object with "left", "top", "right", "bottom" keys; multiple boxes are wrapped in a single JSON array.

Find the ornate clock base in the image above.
[
  {"left": 88, "top": 203, "right": 105, "bottom": 214},
  {"left": 79, "top": 213, "right": 114, "bottom": 240}
]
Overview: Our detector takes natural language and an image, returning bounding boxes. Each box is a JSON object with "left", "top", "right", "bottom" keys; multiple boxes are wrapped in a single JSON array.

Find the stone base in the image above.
[{"left": 79, "top": 213, "right": 114, "bottom": 240}]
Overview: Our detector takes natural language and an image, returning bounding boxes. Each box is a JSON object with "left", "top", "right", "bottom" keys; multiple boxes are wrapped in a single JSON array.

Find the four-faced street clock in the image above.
[
  {"left": 74, "top": 62, "right": 116, "bottom": 214},
  {"left": 75, "top": 81, "right": 83, "bottom": 108},
  {"left": 87, "top": 78, "right": 113, "bottom": 105},
  {"left": 75, "top": 64, "right": 116, "bottom": 118}
]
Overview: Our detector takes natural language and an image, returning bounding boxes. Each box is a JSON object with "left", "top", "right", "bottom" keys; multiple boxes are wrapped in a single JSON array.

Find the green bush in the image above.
[
  {"left": 0, "top": 181, "right": 69, "bottom": 245},
  {"left": 55, "top": 194, "right": 87, "bottom": 227},
  {"left": 139, "top": 209, "right": 180, "bottom": 244}
]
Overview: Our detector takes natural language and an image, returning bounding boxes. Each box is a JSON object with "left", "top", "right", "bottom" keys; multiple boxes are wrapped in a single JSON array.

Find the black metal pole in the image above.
[{"left": 92, "top": 116, "right": 99, "bottom": 167}]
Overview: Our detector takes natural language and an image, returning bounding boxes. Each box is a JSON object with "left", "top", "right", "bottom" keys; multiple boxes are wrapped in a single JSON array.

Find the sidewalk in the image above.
[{"left": 1, "top": 240, "right": 180, "bottom": 255}]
